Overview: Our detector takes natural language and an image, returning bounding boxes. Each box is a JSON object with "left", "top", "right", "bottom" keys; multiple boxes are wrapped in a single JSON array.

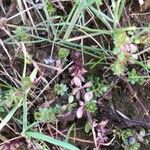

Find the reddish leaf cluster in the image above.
[
  {"left": 69, "top": 51, "right": 93, "bottom": 118},
  {"left": 69, "top": 51, "right": 87, "bottom": 83}
]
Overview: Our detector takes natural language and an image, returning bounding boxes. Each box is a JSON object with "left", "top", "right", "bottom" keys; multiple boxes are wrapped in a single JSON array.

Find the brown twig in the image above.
[{"left": 121, "top": 76, "right": 149, "bottom": 119}]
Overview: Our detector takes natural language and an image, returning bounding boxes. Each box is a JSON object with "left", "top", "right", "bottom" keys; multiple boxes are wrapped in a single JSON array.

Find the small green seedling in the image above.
[
  {"left": 128, "top": 69, "right": 145, "bottom": 85},
  {"left": 87, "top": 76, "right": 109, "bottom": 97},
  {"left": 58, "top": 48, "right": 69, "bottom": 60},
  {"left": 13, "top": 26, "right": 30, "bottom": 42},
  {"left": 85, "top": 100, "right": 97, "bottom": 113},
  {"left": 34, "top": 105, "right": 61, "bottom": 123},
  {"left": 54, "top": 83, "right": 68, "bottom": 96},
  {"left": 46, "top": 1, "right": 56, "bottom": 15},
  {"left": 121, "top": 129, "right": 140, "bottom": 150}
]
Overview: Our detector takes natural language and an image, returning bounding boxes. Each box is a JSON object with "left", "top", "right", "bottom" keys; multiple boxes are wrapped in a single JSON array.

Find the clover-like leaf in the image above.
[
  {"left": 73, "top": 77, "right": 82, "bottom": 87},
  {"left": 76, "top": 106, "right": 84, "bottom": 119},
  {"left": 84, "top": 92, "right": 93, "bottom": 102}
]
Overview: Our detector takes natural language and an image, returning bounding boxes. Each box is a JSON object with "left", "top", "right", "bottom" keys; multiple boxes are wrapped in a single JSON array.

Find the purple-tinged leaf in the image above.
[
  {"left": 83, "top": 82, "right": 93, "bottom": 88},
  {"left": 76, "top": 106, "right": 84, "bottom": 118},
  {"left": 76, "top": 91, "right": 81, "bottom": 100},
  {"left": 72, "top": 87, "right": 80, "bottom": 95},
  {"left": 84, "top": 92, "right": 93, "bottom": 102},
  {"left": 73, "top": 77, "right": 82, "bottom": 87},
  {"left": 79, "top": 101, "right": 84, "bottom": 106}
]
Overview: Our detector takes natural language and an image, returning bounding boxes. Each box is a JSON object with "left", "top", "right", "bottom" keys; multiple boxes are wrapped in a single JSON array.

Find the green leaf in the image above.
[
  {"left": 58, "top": 48, "right": 69, "bottom": 59},
  {"left": 25, "top": 131, "right": 80, "bottom": 150},
  {"left": 66, "top": 123, "right": 76, "bottom": 142},
  {"left": 30, "top": 68, "right": 38, "bottom": 82},
  {"left": 54, "top": 83, "right": 68, "bottom": 96},
  {"left": 13, "top": 26, "right": 30, "bottom": 42},
  {"left": 23, "top": 94, "right": 28, "bottom": 132},
  {"left": 46, "top": 1, "right": 56, "bottom": 15},
  {"left": 113, "top": 47, "right": 120, "bottom": 55},
  {"left": 112, "top": 61, "right": 125, "bottom": 76},
  {"left": 22, "top": 77, "right": 32, "bottom": 91},
  {"left": 85, "top": 100, "right": 97, "bottom": 113},
  {"left": 85, "top": 121, "right": 91, "bottom": 133},
  {"left": 34, "top": 107, "right": 57, "bottom": 123},
  {"left": 0, "top": 101, "right": 21, "bottom": 131},
  {"left": 118, "top": 51, "right": 126, "bottom": 62},
  {"left": 128, "top": 69, "right": 145, "bottom": 85},
  {"left": 114, "top": 31, "right": 129, "bottom": 47},
  {"left": 68, "top": 95, "right": 74, "bottom": 104}
]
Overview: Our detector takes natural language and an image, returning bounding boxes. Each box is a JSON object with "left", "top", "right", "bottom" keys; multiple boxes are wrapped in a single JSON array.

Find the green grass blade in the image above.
[
  {"left": 0, "top": 102, "right": 21, "bottom": 131},
  {"left": 90, "top": 6, "right": 113, "bottom": 29},
  {"left": 112, "top": 0, "right": 126, "bottom": 25},
  {"left": 25, "top": 131, "right": 80, "bottom": 150},
  {"left": 58, "top": 1, "right": 77, "bottom": 36},
  {"left": 65, "top": 123, "right": 76, "bottom": 142},
  {"left": 63, "top": 8, "right": 81, "bottom": 39},
  {"left": 63, "top": 0, "right": 98, "bottom": 39},
  {"left": 117, "top": 0, "right": 126, "bottom": 22},
  {"left": 22, "top": 94, "right": 27, "bottom": 132}
]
